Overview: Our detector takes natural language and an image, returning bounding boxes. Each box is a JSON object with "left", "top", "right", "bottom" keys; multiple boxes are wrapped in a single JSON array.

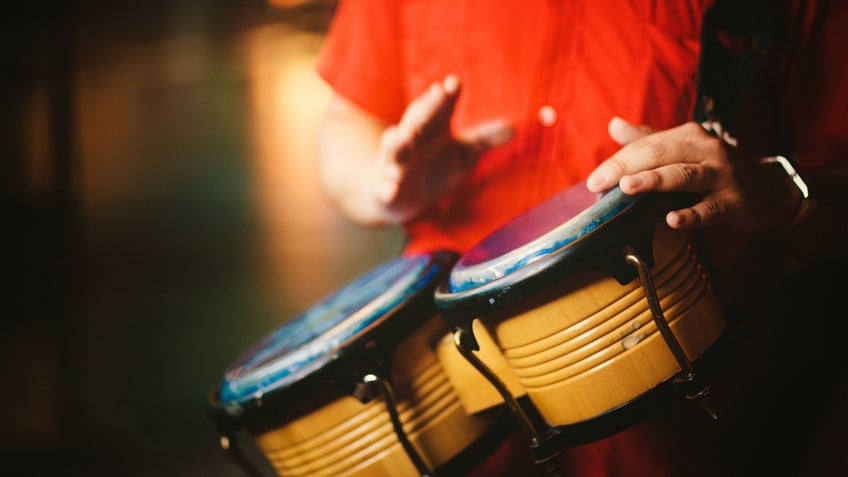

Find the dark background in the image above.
[{"left": 1, "top": 1, "right": 403, "bottom": 475}]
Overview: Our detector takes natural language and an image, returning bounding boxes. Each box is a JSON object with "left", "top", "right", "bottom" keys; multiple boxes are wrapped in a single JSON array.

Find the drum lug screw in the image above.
[{"left": 353, "top": 373, "right": 382, "bottom": 403}]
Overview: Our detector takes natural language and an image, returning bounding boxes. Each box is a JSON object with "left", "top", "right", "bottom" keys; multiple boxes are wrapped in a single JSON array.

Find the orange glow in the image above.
[
  {"left": 242, "top": 24, "right": 375, "bottom": 312},
  {"left": 267, "top": 0, "right": 313, "bottom": 8}
]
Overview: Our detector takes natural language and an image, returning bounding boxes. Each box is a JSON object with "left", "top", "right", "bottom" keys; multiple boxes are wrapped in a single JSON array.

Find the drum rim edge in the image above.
[
  {"left": 207, "top": 250, "right": 459, "bottom": 434},
  {"left": 434, "top": 191, "right": 697, "bottom": 328}
]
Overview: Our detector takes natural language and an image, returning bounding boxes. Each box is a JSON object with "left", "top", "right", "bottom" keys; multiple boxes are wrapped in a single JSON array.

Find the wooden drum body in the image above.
[
  {"left": 435, "top": 184, "right": 727, "bottom": 450},
  {"left": 482, "top": 222, "right": 724, "bottom": 426},
  {"left": 208, "top": 253, "right": 511, "bottom": 477}
]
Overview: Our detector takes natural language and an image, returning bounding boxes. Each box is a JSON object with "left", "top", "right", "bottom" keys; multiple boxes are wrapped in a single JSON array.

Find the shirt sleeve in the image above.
[
  {"left": 788, "top": 0, "right": 848, "bottom": 172},
  {"left": 315, "top": 0, "right": 406, "bottom": 123}
]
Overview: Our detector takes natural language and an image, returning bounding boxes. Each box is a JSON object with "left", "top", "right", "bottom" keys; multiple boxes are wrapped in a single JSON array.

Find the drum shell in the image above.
[
  {"left": 251, "top": 315, "right": 502, "bottom": 477},
  {"left": 208, "top": 252, "right": 516, "bottom": 476},
  {"left": 477, "top": 224, "right": 726, "bottom": 426},
  {"left": 436, "top": 320, "right": 527, "bottom": 415}
]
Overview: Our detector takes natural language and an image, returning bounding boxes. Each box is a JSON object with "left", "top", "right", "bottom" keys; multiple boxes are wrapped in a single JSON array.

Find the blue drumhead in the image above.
[
  {"left": 448, "top": 182, "right": 635, "bottom": 293},
  {"left": 218, "top": 254, "right": 442, "bottom": 406}
]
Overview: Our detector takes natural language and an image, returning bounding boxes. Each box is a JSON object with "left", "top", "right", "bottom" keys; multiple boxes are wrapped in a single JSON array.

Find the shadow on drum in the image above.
[
  {"left": 206, "top": 252, "right": 518, "bottom": 477},
  {"left": 435, "top": 183, "right": 731, "bottom": 468}
]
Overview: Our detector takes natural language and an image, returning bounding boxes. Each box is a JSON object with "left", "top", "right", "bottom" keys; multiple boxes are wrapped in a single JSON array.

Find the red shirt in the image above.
[
  {"left": 317, "top": 2, "right": 720, "bottom": 477},
  {"left": 316, "top": 1, "right": 848, "bottom": 475},
  {"left": 317, "top": 0, "right": 711, "bottom": 255}
]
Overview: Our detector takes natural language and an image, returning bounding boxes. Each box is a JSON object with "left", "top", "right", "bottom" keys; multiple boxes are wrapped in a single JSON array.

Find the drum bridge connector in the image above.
[
  {"left": 624, "top": 248, "right": 720, "bottom": 422},
  {"left": 453, "top": 327, "right": 566, "bottom": 477}
]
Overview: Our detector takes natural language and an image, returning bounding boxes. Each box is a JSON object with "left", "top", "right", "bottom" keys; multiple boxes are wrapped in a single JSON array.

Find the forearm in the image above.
[{"left": 316, "top": 95, "right": 398, "bottom": 227}]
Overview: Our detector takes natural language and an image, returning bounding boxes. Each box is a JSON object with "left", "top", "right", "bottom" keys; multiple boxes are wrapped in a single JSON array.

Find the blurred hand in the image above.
[
  {"left": 586, "top": 116, "right": 802, "bottom": 237},
  {"left": 371, "top": 74, "right": 513, "bottom": 223}
]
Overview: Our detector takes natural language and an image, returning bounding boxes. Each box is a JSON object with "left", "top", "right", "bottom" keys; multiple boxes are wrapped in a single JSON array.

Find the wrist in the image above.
[{"left": 759, "top": 155, "right": 816, "bottom": 233}]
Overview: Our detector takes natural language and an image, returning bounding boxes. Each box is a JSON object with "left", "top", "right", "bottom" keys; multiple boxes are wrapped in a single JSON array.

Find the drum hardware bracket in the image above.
[
  {"left": 453, "top": 327, "right": 565, "bottom": 475},
  {"left": 623, "top": 248, "right": 719, "bottom": 420},
  {"left": 353, "top": 372, "right": 382, "bottom": 403},
  {"left": 453, "top": 327, "right": 543, "bottom": 440},
  {"left": 218, "top": 432, "right": 266, "bottom": 477},
  {"left": 358, "top": 373, "right": 434, "bottom": 477},
  {"left": 676, "top": 376, "right": 720, "bottom": 421},
  {"left": 351, "top": 338, "right": 394, "bottom": 403}
]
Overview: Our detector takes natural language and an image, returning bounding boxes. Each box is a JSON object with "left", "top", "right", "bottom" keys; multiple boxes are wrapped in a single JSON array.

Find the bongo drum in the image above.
[
  {"left": 434, "top": 183, "right": 727, "bottom": 461},
  {"left": 207, "top": 252, "right": 514, "bottom": 477}
]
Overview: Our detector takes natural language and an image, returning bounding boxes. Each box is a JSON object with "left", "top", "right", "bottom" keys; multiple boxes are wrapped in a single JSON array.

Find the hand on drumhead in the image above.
[
  {"left": 586, "top": 117, "right": 803, "bottom": 237},
  {"left": 372, "top": 74, "right": 513, "bottom": 223}
]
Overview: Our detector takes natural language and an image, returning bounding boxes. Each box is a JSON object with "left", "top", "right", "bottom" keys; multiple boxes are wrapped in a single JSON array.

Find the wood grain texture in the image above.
[
  {"left": 481, "top": 224, "right": 726, "bottom": 425},
  {"left": 254, "top": 317, "right": 500, "bottom": 476}
]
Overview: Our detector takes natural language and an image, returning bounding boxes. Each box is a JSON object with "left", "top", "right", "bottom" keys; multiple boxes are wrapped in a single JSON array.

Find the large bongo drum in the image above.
[
  {"left": 207, "top": 252, "right": 514, "bottom": 477},
  {"left": 434, "top": 183, "right": 728, "bottom": 462}
]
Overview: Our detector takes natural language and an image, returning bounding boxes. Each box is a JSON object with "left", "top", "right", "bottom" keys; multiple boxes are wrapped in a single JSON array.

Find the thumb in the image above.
[
  {"left": 459, "top": 119, "right": 514, "bottom": 155},
  {"left": 608, "top": 116, "right": 653, "bottom": 145}
]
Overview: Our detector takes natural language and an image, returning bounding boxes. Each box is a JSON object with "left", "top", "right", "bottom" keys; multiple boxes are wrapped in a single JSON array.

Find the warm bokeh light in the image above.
[
  {"left": 3, "top": 2, "right": 400, "bottom": 474},
  {"left": 242, "top": 24, "right": 335, "bottom": 306},
  {"left": 242, "top": 23, "right": 402, "bottom": 314},
  {"left": 267, "top": 0, "right": 312, "bottom": 8}
]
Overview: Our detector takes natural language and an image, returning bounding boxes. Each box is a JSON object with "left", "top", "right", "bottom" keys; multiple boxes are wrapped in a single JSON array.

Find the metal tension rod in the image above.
[
  {"left": 624, "top": 247, "right": 718, "bottom": 420},
  {"left": 362, "top": 373, "right": 433, "bottom": 477},
  {"left": 453, "top": 328, "right": 563, "bottom": 476}
]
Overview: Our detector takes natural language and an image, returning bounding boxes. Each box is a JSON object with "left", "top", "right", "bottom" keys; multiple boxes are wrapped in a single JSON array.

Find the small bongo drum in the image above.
[
  {"left": 434, "top": 183, "right": 727, "bottom": 462},
  {"left": 207, "top": 252, "right": 513, "bottom": 477}
]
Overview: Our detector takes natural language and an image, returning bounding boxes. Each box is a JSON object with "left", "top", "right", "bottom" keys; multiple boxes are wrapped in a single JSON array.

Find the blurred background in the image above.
[{"left": 1, "top": 0, "right": 404, "bottom": 475}]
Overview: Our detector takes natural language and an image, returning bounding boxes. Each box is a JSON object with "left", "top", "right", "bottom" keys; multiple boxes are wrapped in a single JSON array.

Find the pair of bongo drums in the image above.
[{"left": 207, "top": 183, "right": 728, "bottom": 476}]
